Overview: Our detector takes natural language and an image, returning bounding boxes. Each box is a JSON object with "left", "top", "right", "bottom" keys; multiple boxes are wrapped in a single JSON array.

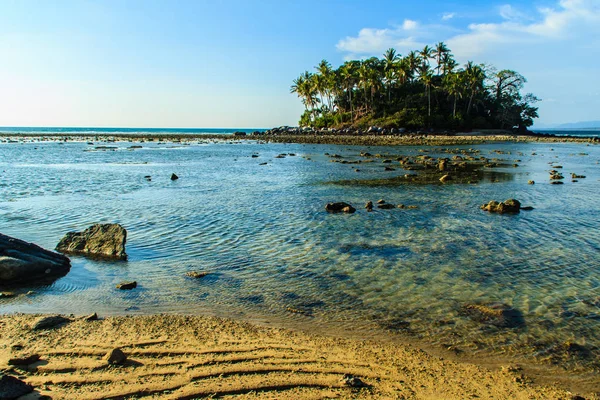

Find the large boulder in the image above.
[
  {"left": 56, "top": 224, "right": 127, "bottom": 260},
  {"left": 480, "top": 199, "right": 521, "bottom": 214},
  {"left": 0, "top": 233, "right": 71, "bottom": 285}
]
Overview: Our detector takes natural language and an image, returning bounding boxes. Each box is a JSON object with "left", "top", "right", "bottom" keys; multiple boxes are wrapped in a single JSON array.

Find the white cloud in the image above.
[
  {"left": 403, "top": 19, "right": 419, "bottom": 30},
  {"left": 442, "top": 12, "right": 456, "bottom": 21},
  {"left": 337, "top": 0, "right": 600, "bottom": 59}
]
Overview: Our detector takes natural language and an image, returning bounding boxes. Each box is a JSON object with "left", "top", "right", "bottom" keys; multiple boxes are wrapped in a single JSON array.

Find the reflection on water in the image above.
[{"left": 1, "top": 138, "right": 600, "bottom": 372}]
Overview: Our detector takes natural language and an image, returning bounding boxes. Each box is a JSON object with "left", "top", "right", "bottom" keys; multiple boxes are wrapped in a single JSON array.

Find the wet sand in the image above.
[{"left": 0, "top": 314, "right": 591, "bottom": 399}]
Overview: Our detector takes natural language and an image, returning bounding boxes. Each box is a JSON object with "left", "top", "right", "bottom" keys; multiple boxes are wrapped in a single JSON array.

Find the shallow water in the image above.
[{"left": 1, "top": 138, "right": 600, "bottom": 372}]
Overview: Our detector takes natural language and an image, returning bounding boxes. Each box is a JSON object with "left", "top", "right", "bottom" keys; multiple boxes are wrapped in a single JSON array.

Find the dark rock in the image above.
[
  {"left": 56, "top": 223, "right": 127, "bottom": 260},
  {"left": 233, "top": 131, "right": 247, "bottom": 137},
  {"left": 571, "top": 173, "right": 586, "bottom": 179},
  {"left": 550, "top": 181, "right": 564, "bottom": 185},
  {"left": 463, "top": 303, "right": 524, "bottom": 328},
  {"left": 377, "top": 204, "right": 395, "bottom": 209},
  {"left": 342, "top": 374, "right": 367, "bottom": 388},
  {"left": 365, "top": 201, "right": 373, "bottom": 211},
  {"left": 439, "top": 174, "right": 451, "bottom": 183},
  {"left": 251, "top": 154, "right": 259, "bottom": 158},
  {"left": 377, "top": 199, "right": 385, "bottom": 204},
  {"left": 171, "top": 173, "right": 179, "bottom": 180},
  {"left": 185, "top": 271, "right": 208, "bottom": 279},
  {"left": 325, "top": 202, "right": 356, "bottom": 214},
  {"left": 259, "top": 162, "right": 267, "bottom": 165},
  {"left": 84, "top": 313, "right": 98, "bottom": 321},
  {"left": 8, "top": 354, "right": 40, "bottom": 366},
  {"left": 104, "top": 348, "right": 127, "bottom": 365},
  {"left": 0, "top": 233, "right": 71, "bottom": 285},
  {"left": 116, "top": 281, "right": 137, "bottom": 290},
  {"left": 528, "top": 180, "right": 535, "bottom": 185},
  {"left": 0, "top": 375, "right": 33, "bottom": 399},
  {"left": 0, "top": 292, "right": 16, "bottom": 298},
  {"left": 31, "top": 315, "right": 71, "bottom": 330},
  {"left": 520, "top": 206, "right": 534, "bottom": 211}
]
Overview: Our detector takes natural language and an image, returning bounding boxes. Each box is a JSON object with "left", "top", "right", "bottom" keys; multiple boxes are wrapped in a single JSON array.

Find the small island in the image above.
[{"left": 291, "top": 43, "right": 539, "bottom": 133}]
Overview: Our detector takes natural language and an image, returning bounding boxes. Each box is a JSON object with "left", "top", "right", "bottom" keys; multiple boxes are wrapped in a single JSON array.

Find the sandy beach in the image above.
[{"left": 0, "top": 313, "right": 593, "bottom": 399}]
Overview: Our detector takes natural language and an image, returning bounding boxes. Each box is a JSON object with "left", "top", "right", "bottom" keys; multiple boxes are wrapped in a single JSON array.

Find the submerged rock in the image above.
[
  {"left": 463, "top": 303, "right": 524, "bottom": 328},
  {"left": 0, "top": 233, "right": 71, "bottom": 285},
  {"left": 377, "top": 203, "right": 395, "bottom": 209},
  {"left": 325, "top": 202, "right": 356, "bottom": 214},
  {"left": 56, "top": 224, "right": 127, "bottom": 260},
  {"left": 116, "top": 281, "right": 137, "bottom": 290},
  {"left": 481, "top": 199, "right": 521, "bottom": 214},
  {"left": 365, "top": 201, "right": 373, "bottom": 211},
  {"left": 185, "top": 271, "right": 208, "bottom": 279}
]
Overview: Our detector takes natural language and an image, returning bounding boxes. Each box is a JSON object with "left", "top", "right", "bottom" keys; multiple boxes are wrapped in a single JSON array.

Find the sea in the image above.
[{"left": 1, "top": 127, "right": 599, "bottom": 380}]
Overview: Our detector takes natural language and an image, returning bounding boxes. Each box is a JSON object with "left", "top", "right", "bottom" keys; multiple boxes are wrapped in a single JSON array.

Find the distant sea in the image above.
[
  {"left": 0, "top": 127, "right": 267, "bottom": 135},
  {"left": 0, "top": 126, "right": 599, "bottom": 137}
]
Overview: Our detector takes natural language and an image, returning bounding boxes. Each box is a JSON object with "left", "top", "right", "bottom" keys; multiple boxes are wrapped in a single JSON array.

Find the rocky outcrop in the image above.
[
  {"left": 56, "top": 224, "right": 127, "bottom": 260},
  {"left": 325, "top": 202, "right": 356, "bottom": 213},
  {"left": 116, "top": 281, "right": 137, "bottom": 290},
  {"left": 31, "top": 315, "right": 71, "bottom": 330},
  {"left": 480, "top": 199, "right": 521, "bottom": 214},
  {"left": 0, "top": 233, "right": 71, "bottom": 285}
]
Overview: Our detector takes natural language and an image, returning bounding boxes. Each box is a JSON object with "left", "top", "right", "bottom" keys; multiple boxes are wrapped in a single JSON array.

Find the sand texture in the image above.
[{"left": 0, "top": 314, "right": 588, "bottom": 399}]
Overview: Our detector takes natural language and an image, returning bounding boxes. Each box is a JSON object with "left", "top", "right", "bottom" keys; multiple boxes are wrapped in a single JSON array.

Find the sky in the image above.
[{"left": 0, "top": 0, "right": 598, "bottom": 128}]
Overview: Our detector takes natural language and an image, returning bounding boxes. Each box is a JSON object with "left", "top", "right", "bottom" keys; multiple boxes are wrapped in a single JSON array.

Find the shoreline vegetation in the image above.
[{"left": 0, "top": 313, "right": 592, "bottom": 399}]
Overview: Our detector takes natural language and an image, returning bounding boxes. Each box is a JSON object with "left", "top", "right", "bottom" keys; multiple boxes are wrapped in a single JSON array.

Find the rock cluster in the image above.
[
  {"left": 56, "top": 224, "right": 127, "bottom": 260},
  {"left": 325, "top": 202, "right": 356, "bottom": 213},
  {"left": 480, "top": 199, "right": 521, "bottom": 214},
  {"left": 0, "top": 233, "right": 71, "bottom": 285}
]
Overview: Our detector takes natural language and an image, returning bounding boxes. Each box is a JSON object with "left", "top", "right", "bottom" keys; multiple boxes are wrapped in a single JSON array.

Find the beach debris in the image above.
[
  {"left": 0, "top": 375, "right": 34, "bottom": 399},
  {"left": 462, "top": 303, "right": 524, "bottom": 328},
  {"left": 116, "top": 281, "right": 137, "bottom": 290},
  {"left": 365, "top": 201, "right": 373, "bottom": 211},
  {"left": 342, "top": 374, "right": 367, "bottom": 388},
  {"left": 185, "top": 271, "right": 209, "bottom": 279},
  {"left": 104, "top": 348, "right": 127, "bottom": 365},
  {"left": 480, "top": 199, "right": 521, "bottom": 214},
  {"left": 8, "top": 353, "right": 40, "bottom": 366},
  {"left": 56, "top": 223, "right": 127, "bottom": 260},
  {"left": 0, "top": 233, "right": 71, "bottom": 285},
  {"left": 31, "top": 315, "right": 71, "bottom": 331},
  {"left": 325, "top": 202, "right": 356, "bottom": 214},
  {"left": 171, "top": 173, "right": 179, "bottom": 180}
]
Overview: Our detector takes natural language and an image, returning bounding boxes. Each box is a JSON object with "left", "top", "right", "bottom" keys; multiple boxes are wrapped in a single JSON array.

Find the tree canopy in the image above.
[{"left": 291, "top": 43, "right": 540, "bottom": 131}]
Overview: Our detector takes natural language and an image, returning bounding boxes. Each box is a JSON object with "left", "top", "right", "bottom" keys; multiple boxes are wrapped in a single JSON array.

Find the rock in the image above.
[
  {"left": 116, "top": 281, "right": 137, "bottom": 290},
  {"left": 325, "top": 202, "right": 356, "bottom": 214},
  {"left": 8, "top": 354, "right": 40, "bottom": 366},
  {"left": 463, "top": 303, "right": 524, "bottom": 328},
  {"left": 0, "top": 375, "right": 33, "bottom": 399},
  {"left": 520, "top": 206, "right": 534, "bottom": 211},
  {"left": 233, "top": 131, "right": 247, "bottom": 137},
  {"left": 171, "top": 173, "right": 179, "bottom": 180},
  {"left": 185, "top": 271, "right": 208, "bottom": 279},
  {"left": 31, "top": 315, "right": 71, "bottom": 330},
  {"left": 342, "top": 374, "right": 366, "bottom": 388},
  {"left": 377, "top": 204, "right": 395, "bottom": 209},
  {"left": 84, "top": 313, "right": 98, "bottom": 321},
  {"left": 0, "top": 233, "right": 71, "bottom": 285},
  {"left": 550, "top": 181, "right": 564, "bottom": 185},
  {"left": 481, "top": 199, "right": 521, "bottom": 214},
  {"left": 365, "top": 201, "right": 373, "bottom": 211},
  {"left": 571, "top": 173, "right": 586, "bottom": 179},
  {"left": 56, "top": 223, "right": 127, "bottom": 260},
  {"left": 104, "top": 348, "right": 127, "bottom": 365},
  {"left": 438, "top": 160, "right": 447, "bottom": 171},
  {"left": 251, "top": 154, "right": 259, "bottom": 158},
  {"left": 0, "top": 292, "right": 16, "bottom": 298},
  {"left": 528, "top": 180, "right": 535, "bottom": 185},
  {"left": 550, "top": 174, "right": 564, "bottom": 180},
  {"left": 259, "top": 162, "right": 267, "bottom": 165},
  {"left": 377, "top": 199, "right": 385, "bottom": 204},
  {"left": 384, "top": 167, "right": 395, "bottom": 171},
  {"left": 439, "top": 174, "right": 451, "bottom": 183}
]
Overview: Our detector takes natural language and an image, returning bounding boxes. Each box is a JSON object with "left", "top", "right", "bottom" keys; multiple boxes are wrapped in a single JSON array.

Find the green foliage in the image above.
[{"left": 291, "top": 43, "right": 540, "bottom": 131}]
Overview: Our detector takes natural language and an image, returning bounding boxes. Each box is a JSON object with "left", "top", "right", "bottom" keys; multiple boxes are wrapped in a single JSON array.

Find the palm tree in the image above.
[
  {"left": 339, "top": 61, "right": 359, "bottom": 121},
  {"left": 383, "top": 48, "right": 399, "bottom": 106},
  {"left": 406, "top": 51, "right": 421, "bottom": 82},
  {"left": 419, "top": 45, "right": 434, "bottom": 67},
  {"left": 316, "top": 59, "right": 334, "bottom": 111},
  {"left": 444, "top": 72, "right": 464, "bottom": 118},
  {"left": 465, "top": 62, "right": 486, "bottom": 116},
  {"left": 419, "top": 64, "right": 434, "bottom": 117},
  {"left": 433, "top": 42, "right": 450, "bottom": 75}
]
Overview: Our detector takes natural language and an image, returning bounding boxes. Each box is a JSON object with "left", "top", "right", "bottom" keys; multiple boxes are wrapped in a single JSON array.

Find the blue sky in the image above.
[{"left": 0, "top": 0, "right": 598, "bottom": 128}]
